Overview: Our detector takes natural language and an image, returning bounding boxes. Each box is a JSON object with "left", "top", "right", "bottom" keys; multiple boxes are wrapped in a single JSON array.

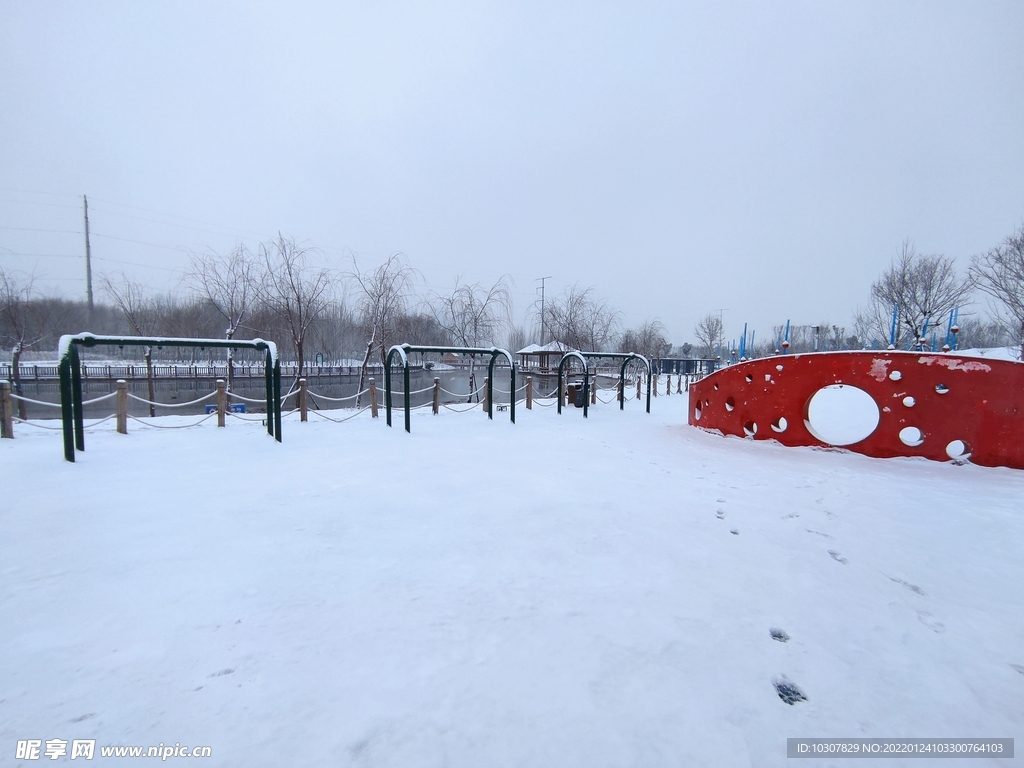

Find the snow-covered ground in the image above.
[{"left": 2, "top": 396, "right": 1022, "bottom": 766}]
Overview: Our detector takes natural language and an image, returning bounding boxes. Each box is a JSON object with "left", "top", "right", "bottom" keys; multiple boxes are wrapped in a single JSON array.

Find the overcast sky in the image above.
[{"left": 2, "top": 1, "right": 1022, "bottom": 348}]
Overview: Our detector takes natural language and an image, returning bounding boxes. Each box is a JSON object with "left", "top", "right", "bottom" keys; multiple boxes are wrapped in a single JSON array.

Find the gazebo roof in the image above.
[{"left": 515, "top": 341, "right": 578, "bottom": 356}]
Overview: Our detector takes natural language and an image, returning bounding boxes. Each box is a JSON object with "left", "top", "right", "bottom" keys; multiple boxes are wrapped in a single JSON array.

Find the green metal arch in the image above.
[
  {"left": 556, "top": 351, "right": 590, "bottom": 417},
  {"left": 57, "top": 333, "right": 282, "bottom": 462},
  {"left": 385, "top": 344, "right": 517, "bottom": 433},
  {"left": 556, "top": 351, "right": 652, "bottom": 416}
]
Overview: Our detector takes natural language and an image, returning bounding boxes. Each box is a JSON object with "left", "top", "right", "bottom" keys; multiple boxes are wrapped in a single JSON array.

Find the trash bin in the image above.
[{"left": 573, "top": 382, "right": 586, "bottom": 408}]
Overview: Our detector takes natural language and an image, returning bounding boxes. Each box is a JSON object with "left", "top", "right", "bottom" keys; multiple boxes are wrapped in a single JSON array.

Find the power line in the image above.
[
  {"left": 0, "top": 251, "right": 80, "bottom": 258},
  {"left": 92, "top": 256, "right": 181, "bottom": 273},
  {"left": 0, "top": 198, "right": 83, "bottom": 212},
  {"left": 0, "top": 249, "right": 181, "bottom": 273},
  {"left": 90, "top": 232, "right": 190, "bottom": 252},
  {"left": 89, "top": 206, "right": 268, "bottom": 241},
  {"left": 0, "top": 225, "right": 80, "bottom": 235},
  {"left": 89, "top": 196, "right": 268, "bottom": 239}
]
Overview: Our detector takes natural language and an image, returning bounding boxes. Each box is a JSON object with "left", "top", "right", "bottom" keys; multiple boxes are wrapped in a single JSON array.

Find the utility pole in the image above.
[
  {"left": 536, "top": 276, "right": 552, "bottom": 345},
  {"left": 712, "top": 307, "right": 728, "bottom": 357},
  {"left": 83, "top": 195, "right": 94, "bottom": 314}
]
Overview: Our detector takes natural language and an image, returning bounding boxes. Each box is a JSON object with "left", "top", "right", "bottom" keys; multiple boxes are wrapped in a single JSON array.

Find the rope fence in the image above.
[
  {"left": 126, "top": 413, "right": 217, "bottom": 429},
  {"left": 228, "top": 391, "right": 270, "bottom": 405},
  {"left": 309, "top": 405, "right": 373, "bottom": 424},
  {"left": 1, "top": 366, "right": 669, "bottom": 444},
  {"left": 303, "top": 387, "right": 370, "bottom": 403},
  {"left": 10, "top": 393, "right": 67, "bottom": 408},
  {"left": 127, "top": 391, "right": 218, "bottom": 408},
  {"left": 441, "top": 402, "right": 481, "bottom": 413},
  {"left": 12, "top": 417, "right": 66, "bottom": 431}
]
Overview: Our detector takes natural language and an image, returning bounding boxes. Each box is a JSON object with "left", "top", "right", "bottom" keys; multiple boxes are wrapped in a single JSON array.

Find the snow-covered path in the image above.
[{"left": 2, "top": 396, "right": 1022, "bottom": 766}]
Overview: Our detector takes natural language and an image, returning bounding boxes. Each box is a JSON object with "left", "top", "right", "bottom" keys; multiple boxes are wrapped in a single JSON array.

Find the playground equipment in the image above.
[
  {"left": 385, "top": 344, "right": 516, "bottom": 433},
  {"left": 56, "top": 334, "right": 282, "bottom": 462},
  {"left": 556, "top": 352, "right": 652, "bottom": 417},
  {"left": 688, "top": 350, "right": 1024, "bottom": 470}
]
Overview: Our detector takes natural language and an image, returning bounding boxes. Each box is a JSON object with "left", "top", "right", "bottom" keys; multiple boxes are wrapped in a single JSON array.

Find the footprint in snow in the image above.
[
  {"left": 805, "top": 529, "right": 834, "bottom": 539},
  {"left": 1010, "top": 664, "right": 1024, "bottom": 675},
  {"left": 917, "top": 611, "right": 945, "bottom": 633},
  {"left": 769, "top": 628, "right": 789, "bottom": 642},
  {"left": 716, "top": 509, "right": 726, "bottom": 519},
  {"left": 828, "top": 550, "right": 847, "bottom": 564},
  {"left": 782, "top": 512, "right": 800, "bottom": 519},
  {"left": 208, "top": 668, "right": 234, "bottom": 678},
  {"left": 773, "top": 677, "right": 807, "bottom": 705},
  {"left": 890, "top": 577, "right": 926, "bottom": 596},
  {"left": 717, "top": 498, "right": 726, "bottom": 503},
  {"left": 730, "top": 529, "right": 739, "bottom": 535}
]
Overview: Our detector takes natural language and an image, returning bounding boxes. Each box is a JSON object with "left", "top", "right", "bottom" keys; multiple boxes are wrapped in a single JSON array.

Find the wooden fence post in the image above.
[
  {"left": 591, "top": 375, "right": 597, "bottom": 404},
  {"left": 299, "top": 378, "right": 308, "bottom": 422},
  {"left": 482, "top": 377, "right": 489, "bottom": 411},
  {"left": 666, "top": 373, "right": 671, "bottom": 396},
  {"left": 369, "top": 378, "right": 378, "bottom": 418},
  {"left": 677, "top": 374, "right": 682, "bottom": 394},
  {"left": 216, "top": 379, "right": 226, "bottom": 427},
  {"left": 561, "top": 377, "right": 568, "bottom": 405},
  {"left": 636, "top": 375, "right": 641, "bottom": 400},
  {"left": 617, "top": 378, "right": 623, "bottom": 403},
  {"left": 116, "top": 379, "right": 128, "bottom": 435},
  {"left": 653, "top": 374, "right": 658, "bottom": 397},
  {"left": 526, "top": 376, "right": 533, "bottom": 410},
  {"left": 432, "top": 377, "right": 440, "bottom": 415},
  {"left": 0, "top": 380, "right": 12, "bottom": 439}
]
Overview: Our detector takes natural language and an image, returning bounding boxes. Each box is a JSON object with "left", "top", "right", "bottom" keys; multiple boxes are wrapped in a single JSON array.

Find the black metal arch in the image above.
[
  {"left": 385, "top": 344, "right": 517, "bottom": 433},
  {"left": 556, "top": 351, "right": 652, "bottom": 416},
  {"left": 57, "top": 333, "right": 282, "bottom": 462}
]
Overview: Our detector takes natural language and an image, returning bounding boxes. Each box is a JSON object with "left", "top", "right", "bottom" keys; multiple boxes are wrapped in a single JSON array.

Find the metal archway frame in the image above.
[
  {"left": 57, "top": 333, "right": 281, "bottom": 462},
  {"left": 556, "top": 351, "right": 652, "bottom": 416},
  {"left": 556, "top": 351, "right": 590, "bottom": 416},
  {"left": 385, "top": 344, "right": 517, "bottom": 433}
]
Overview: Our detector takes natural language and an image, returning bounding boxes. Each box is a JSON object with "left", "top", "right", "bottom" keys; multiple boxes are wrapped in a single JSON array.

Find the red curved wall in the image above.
[{"left": 687, "top": 351, "right": 1024, "bottom": 470}]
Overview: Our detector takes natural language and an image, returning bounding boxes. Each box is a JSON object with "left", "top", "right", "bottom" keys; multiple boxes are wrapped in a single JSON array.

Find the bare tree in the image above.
[
  {"left": 693, "top": 312, "right": 723, "bottom": 358},
  {"left": 505, "top": 324, "right": 530, "bottom": 355},
  {"left": 619, "top": 319, "right": 671, "bottom": 360},
  {"left": 870, "top": 240, "right": 971, "bottom": 349},
  {"left": 101, "top": 273, "right": 160, "bottom": 416},
  {"left": 258, "top": 235, "right": 333, "bottom": 379},
  {"left": 431, "top": 277, "right": 512, "bottom": 400},
  {"left": 187, "top": 244, "right": 256, "bottom": 390},
  {"left": 349, "top": 253, "right": 416, "bottom": 405},
  {"left": 954, "top": 316, "right": 1011, "bottom": 350},
  {"left": 546, "top": 285, "right": 620, "bottom": 351},
  {"left": 0, "top": 269, "right": 60, "bottom": 419},
  {"left": 969, "top": 225, "right": 1024, "bottom": 360}
]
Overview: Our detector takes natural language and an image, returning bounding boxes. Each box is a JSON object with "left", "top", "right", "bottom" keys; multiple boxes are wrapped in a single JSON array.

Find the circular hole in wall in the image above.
[
  {"left": 771, "top": 416, "right": 788, "bottom": 433},
  {"left": 899, "top": 426, "right": 924, "bottom": 447},
  {"left": 725, "top": 396, "right": 735, "bottom": 412},
  {"left": 903, "top": 396, "right": 916, "bottom": 407},
  {"left": 743, "top": 421, "right": 757, "bottom": 436},
  {"left": 805, "top": 385, "right": 880, "bottom": 446},
  {"left": 935, "top": 383, "right": 949, "bottom": 394},
  {"left": 745, "top": 374, "right": 753, "bottom": 383},
  {"left": 945, "top": 439, "right": 970, "bottom": 459},
  {"left": 694, "top": 404, "right": 702, "bottom": 421},
  {"left": 889, "top": 370, "right": 902, "bottom": 381}
]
